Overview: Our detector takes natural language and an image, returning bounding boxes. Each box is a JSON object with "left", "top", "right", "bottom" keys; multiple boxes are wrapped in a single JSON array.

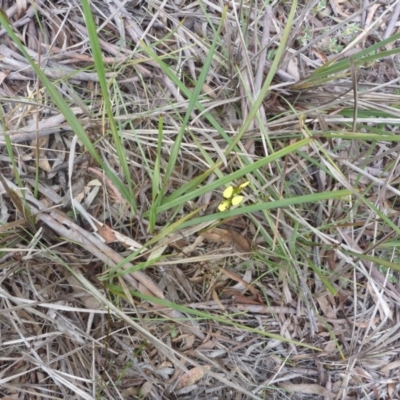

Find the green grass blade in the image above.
[
  {"left": 149, "top": 115, "right": 164, "bottom": 233},
  {"left": 295, "top": 32, "right": 400, "bottom": 89},
  {"left": 159, "top": 7, "right": 228, "bottom": 196},
  {"left": 81, "top": 0, "right": 136, "bottom": 211}
]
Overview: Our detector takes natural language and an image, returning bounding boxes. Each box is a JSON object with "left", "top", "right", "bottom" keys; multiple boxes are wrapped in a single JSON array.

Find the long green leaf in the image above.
[
  {"left": 81, "top": 0, "right": 136, "bottom": 211},
  {"left": 160, "top": 6, "right": 228, "bottom": 196},
  {"left": 295, "top": 32, "right": 400, "bottom": 89}
]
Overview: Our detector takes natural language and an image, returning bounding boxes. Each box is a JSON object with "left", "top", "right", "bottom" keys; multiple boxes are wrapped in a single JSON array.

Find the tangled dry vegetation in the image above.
[{"left": 1, "top": 0, "right": 400, "bottom": 399}]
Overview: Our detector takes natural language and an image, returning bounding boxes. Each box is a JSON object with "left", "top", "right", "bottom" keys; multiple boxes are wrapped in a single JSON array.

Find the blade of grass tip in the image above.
[
  {"left": 103, "top": 254, "right": 163, "bottom": 281},
  {"left": 322, "top": 133, "right": 400, "bottom": 141},
  {"left": 349, "top": 57, "right": 358, "bottom": 133},
  {"left": 0, "top": 12, "right": 134, "bottom": 211},
  {"left": 81, "top": 0, "right": 136, "bottom": 212},
  {"left": 343, "top": 250, "right": 400, "bottom": 273},
  {"left": 296, "top": 32, "right": 400, "bottom": 88},
  {"left": 33, "top": 45, "right": 42, "bottom": 200},
  {"left": 308, "top": 261, "right": 338, "bottom": 295},
  {"left": 0, "top": 106, "right": 23, "bottom": 188},
  {"left": 159, "top": 6, "right": 228, "bottom": 197},
  {"left": 149, "top": 114, "right": 164, "bottom": 233}
]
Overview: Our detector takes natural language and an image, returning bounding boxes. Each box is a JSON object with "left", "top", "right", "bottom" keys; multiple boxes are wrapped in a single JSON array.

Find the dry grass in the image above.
[{"left": 1, "top": 0, "right": 400, "bottom": 399}]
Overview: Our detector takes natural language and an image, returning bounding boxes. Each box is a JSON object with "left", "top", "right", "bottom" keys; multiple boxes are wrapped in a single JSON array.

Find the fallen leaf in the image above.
[
  {"left": 286, "top": 57, "right": 300, "bottom": 80},
  {"left": 140, "top": 381, "right": 152, "bottom": 397},
  {"left": 229, "top": 230, "right": 252, "bottom": 252},
  {"left": 200, "top": 228, "right": 251, "bottom": 253},
  {"left": 221, "top": 268, "right": 262, "bottom": 302},
  {"left": 312, "top": 47, "right": 328, "bottom": 64},
  {"left": 0, "top": 70, "right": 8, "bottom": 85},
  {"left": 16, "top": 0, "right": 28, "bottom": 17},
  {"left": 279, "top": 383, "right": 335, "bottom": 398},
  {"left": 176, "top": 365, "right": 211, "bottom": 389},
  {"left": 200, "top": 227, "right": 232, "bottom": 243},
  {"left": 212, "top": 289, "right": 226, "bottom": 310},
  {"left": 221, "top": 289, "right": 262, "bottom": 305},
  {"left": 381, "top": 359, "right": 400, "bottom": 372},
  {"left": 96, "top": 223, "right": 116, "bottom": 244}
]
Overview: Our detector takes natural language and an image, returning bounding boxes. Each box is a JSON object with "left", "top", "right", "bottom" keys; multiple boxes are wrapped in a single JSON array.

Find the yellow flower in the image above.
[{"left": 218, "top": 182, "right": 249, "bottom": 212}]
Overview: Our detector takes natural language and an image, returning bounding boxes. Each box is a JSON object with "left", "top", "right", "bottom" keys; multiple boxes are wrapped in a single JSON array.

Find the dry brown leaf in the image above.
[
  {"left": 176, "top": 365, "right": 211, "bottom": 389},
  {"left": 139, "top": 382, "right": 152, "bottom": 398},
  {"left": 279, "top": 383, "right": 335, "bottom": 398},
  {"left": 0, "top": 174, "right": 36, "bottom": 232},
  {"left": 34, "top": 136, "right": 52, "bottom": 172},
  {"left": 16, "top": 0, "right": 27, "bottom": 17},
  {"left": 202, "top": 83, "right": 217, "bottom": 98},
  {"left": 212, "top": 289, "right": 226, "bottom": 310},
  {"left": 312, "top": 47, "right": 328, "bottom": 64},
  {"left": 221, "top": 289, "right": 262, "bottom": 305},
  {"left": 0, "top": 70, "right": 8, "bottom": 85},
  {"left": 96, "top": 223, "right": 116, "bottom": 244},
  {"left": 286, "top": 57, "right": 300, "bottom": 80},
  {"left": 229, "top": 230, "right": 252, "bottom": 252},
  {"left": 364, "top": 3, "right": 381, "bottom": 28},
  {"left": 67, "top": 276, "right": 102, "bottom": 309},
  {"left": 200, "top": 228, "right": 251, "bottom": 253},
  {"left": 196, "top": 333, "right": 219, "bottom": 351},
  {"left": 200, "top": 227, "right": 232, "bottom": 244},
  {"left": 347, "top": 316, "right": 380, "bottom": 328},
  {"left": 121, "top": 388, "right": 138, "bottom": 397},
  {"left": 380, "top": 359, "right": 400, "bottom": 373},
  {"left": 88, "top": 167, "right": 126, "bottom": 204},
  {"left": 388, "top": 382, "right": 396, "bottom": 398},
  {"left": 331, "top": 0, "right": 349, "bottom": 18},
  {"left": 221, "top": 268, "right": 262, "bottom": 302},
  {"left": 326, "top": 249, "right": 336, "bottom": 271},
  {"left": 49, "top": 14, "right": 71, "bottom": 49},
  {"left": 323, "top": 339, "right": 338, "bottom": 354},
  {"left": 353, "top": 367, "right": 372, "bottom": 381},
  {"left": 38, "top": 157, "right": 52, "bottom": 172}
]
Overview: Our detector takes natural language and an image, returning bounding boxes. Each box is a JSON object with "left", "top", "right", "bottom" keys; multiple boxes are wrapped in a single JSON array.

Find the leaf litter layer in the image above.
[{"left": 1, "top": 0, "right": 400, "bottom": 399}]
